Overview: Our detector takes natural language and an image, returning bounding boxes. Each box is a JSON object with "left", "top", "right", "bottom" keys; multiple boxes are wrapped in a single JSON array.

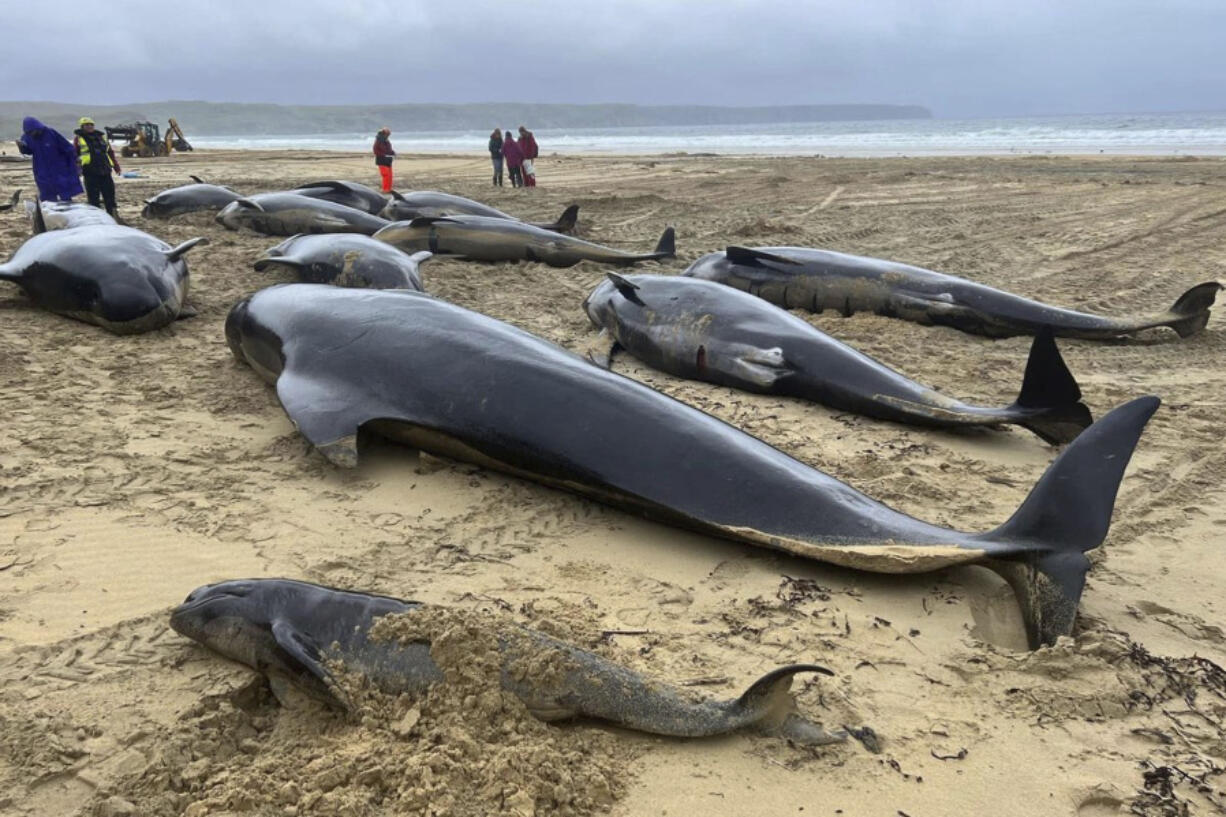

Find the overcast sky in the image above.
[{"left": 3, "top": 0, "right": 1223, "bottom": 118}]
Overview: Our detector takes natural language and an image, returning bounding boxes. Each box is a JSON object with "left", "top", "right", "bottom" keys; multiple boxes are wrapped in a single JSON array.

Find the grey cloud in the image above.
[{"left": 1, "top": 0, "right": 1222, "bottom": 117}]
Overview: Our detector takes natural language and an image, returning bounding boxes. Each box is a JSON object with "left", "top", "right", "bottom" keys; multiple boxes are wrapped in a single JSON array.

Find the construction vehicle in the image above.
[{"left": 105, "top": 118, "right": 193, "bottom": 158}]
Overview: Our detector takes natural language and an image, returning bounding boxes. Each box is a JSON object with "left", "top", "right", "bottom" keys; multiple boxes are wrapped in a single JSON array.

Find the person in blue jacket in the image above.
[{"left": 16, "top": 117, "right": 84, "bottom": 202}]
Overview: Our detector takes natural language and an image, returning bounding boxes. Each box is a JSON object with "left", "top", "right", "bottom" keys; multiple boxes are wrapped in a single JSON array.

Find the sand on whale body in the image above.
[{"left": 1, "top": 149, "right": 1225, "bottom": 816}]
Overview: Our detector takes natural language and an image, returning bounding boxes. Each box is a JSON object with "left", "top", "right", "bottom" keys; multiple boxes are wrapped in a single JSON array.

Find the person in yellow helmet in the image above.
[{"left": 74, "top": 117, "right": 122, "bottom": 217}]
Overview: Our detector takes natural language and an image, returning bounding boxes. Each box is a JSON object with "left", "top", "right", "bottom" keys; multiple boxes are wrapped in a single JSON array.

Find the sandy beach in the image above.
[{"left": 1, "top": 149, "right": 1224, "bottom": 816}]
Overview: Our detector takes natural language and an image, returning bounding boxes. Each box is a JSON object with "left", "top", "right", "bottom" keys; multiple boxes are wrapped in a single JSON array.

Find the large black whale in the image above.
[
  {"left": 584, "top": 273, "right": 1092, "bottom": 444},
  {"left": 225, "top": 284, "right": 1160, "bottom": 648},
  {"left": 685, "top": 246, "right": 1221, "bottom": 340},
  {"left": 0, "top": 204, "right": 205, "bottom": 333}
]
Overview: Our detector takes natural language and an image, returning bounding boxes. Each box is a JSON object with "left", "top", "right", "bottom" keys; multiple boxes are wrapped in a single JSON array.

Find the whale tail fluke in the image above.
[
  {"left": 1010, "top": 326, "right": 1094, "bottom": 445},
  {"left": 982, "top": 395, "right": 1160, "bottom": 648},
  {"left": 1164, "top": 281, "right": 1221, "bottom": 338},
  {"left": 731, "top": 664, "right": 850, "bottom": 746},
  {"left": 0, "top": 190, "right": 20, "bottom": 211}
]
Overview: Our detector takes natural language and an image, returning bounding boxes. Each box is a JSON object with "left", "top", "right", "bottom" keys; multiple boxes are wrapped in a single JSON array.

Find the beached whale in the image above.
[
  {"left": 23, "top": 199, "right": 116, "bottom": 230},
  {"left": 584, "top": 273, "right": 1092, "bottom": 444},
  {"left": 170, "top": 578, "right": 851, "bottom": 745},
  {"left": 142, "top": 176, "right": 242, "bottom": 218},
  {"left": 381, "top": 190, "right": 579, "bottom": 233},
  {"left": 255, "top": 234, "right": 430, "bottom": 290},
  {"left": 292, "top": 180, "right": 389, "bottom": 215},
  {"left": 217, "top": 193, "right": 391, "bottom": 236},
  {"left": 374, "top": 216, "right": 674, "bottom": 267},
  {"left": 684, "top": 246, "right": 1222, "bottom": 340},
  {"left": 0, "top": 207, "right": 205, "bottom": 333},
  {"left": 225, "top": 284, "right": 1160, "bottom": 648}
]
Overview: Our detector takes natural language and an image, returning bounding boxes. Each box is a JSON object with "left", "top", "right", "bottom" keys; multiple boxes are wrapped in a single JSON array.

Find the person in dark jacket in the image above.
[
  {"left": 16, "top": 116, "right": 84, "bottom": 202},
  {"left": 488, "top": 128, "right": 504, "bottom": 187},
  {"left": 518, "top": 126, "right": 539, "bottom": 188},
  {"left": 373, "top": 128, "right": 396, "bottom": 192},
  {"left": 501, "top": 131, "right": 524, "bottom": 188},
  {"left": 74, "top": 117, "right": 121, "bottom": 216}
]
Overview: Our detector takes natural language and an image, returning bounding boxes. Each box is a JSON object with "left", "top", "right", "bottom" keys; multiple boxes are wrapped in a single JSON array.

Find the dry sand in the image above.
[{"left": 1, "top": 149, "right": 1225, "bottom": 816}]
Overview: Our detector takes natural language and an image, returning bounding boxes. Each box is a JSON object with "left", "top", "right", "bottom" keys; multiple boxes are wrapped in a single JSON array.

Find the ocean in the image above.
[{"left": 187, "top": 111, "right": 1226, "bottom": 157}]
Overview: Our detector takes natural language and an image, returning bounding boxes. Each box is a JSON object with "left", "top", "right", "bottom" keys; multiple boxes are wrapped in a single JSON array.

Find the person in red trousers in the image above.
[{"left": 373, "top": 128, "right": 396, "bottom": 192}]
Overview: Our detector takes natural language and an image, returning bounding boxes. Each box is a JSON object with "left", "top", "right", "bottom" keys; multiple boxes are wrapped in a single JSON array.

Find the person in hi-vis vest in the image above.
[{"left": 74, "top": 117, "right": 122, "bottom": 217}]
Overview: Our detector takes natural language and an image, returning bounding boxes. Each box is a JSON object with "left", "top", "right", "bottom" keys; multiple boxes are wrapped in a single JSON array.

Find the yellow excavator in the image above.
[{"left": 105, "top": 118, "right": 193, "bottom": 158}]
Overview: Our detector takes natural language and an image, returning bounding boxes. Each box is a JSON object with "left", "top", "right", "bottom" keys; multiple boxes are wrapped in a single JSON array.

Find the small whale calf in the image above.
[
  {"left": 292, "top": 180, "right": 389, "bottom": 215},
  {"left": 255, "top": 234, "right": 430, "bottom": 290},
  {"left": 584, "top": 273, "right": 1092, "bottom": 444},
  {"left": 171, "top": 578, "right": 852, "bottom": 745},
  {"left": 142, "top": 176, "right": 243, "bottom": 218},
  {"left": 382, "top": 190, "right": 580, "bottom": 233},
  {"left": 24, "top": 200, "right": 116, "bottom": 230},
  {"left": 374, "top": 216, "right": 674, "bottom": 267},
  {"left": 217, "top": 193, "right": 391, "bottom": 236},
  {"left": 685, "top": 246, "right": 1222, "bottom": 340}
]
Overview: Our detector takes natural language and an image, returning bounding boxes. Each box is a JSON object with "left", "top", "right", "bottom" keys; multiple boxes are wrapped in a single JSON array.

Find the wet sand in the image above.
[{"left": 1, "top": 150, "right": 1224, "bottom": 816}]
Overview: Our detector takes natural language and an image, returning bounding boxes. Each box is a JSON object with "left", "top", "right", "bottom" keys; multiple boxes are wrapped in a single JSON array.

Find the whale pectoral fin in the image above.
[
  {"left": 407, "top": 216, "right": 459, "bottom": 228},
  {"left": 581, "top": 329, "right": 621, "bottom": 369},
  {"left": 275, "top": 369, "right": 376, "bottom": 467},
  {"left": 175, "top": 304, "right": 199, "bottom": 320},
  {"left": 710, "top": 343, "right": 791, "bottom": 389},
  {"left": 888, "top": 289, "right": 978, "bottom": 323},
  {"left": 313, "top": 214, "right": 352, "bottom": 231},
  {"left": 270, "top": 619, "right": 344, "bottom": 706}
]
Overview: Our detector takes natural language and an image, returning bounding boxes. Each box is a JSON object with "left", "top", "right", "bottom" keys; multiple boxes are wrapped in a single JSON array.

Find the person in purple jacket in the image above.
[
  {"left": 16, "top": 117, "right": 84, "bottom": 202},
  {"left": 501, "top": 130, "right": 524, "bottom": 188}
]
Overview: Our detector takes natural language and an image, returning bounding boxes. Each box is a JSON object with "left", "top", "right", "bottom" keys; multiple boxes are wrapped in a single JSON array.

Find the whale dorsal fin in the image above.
[
  {"left": 30, "top": 199, "right": 49, "bottom": 235},
  {"left": 725, "top": 246, "right": 803, "bottom": 267},
  {"left": 189, "top": 174, "right": 205, "bottom": 184},
  {"left": 389, "top": 190, "right": 406, "bottom": 201},
  {"left": 235, "top": 197, "right": 265, "bottom": 212},
  {"left": 605, "top": 272, "right": 646, "bottom": 306}
]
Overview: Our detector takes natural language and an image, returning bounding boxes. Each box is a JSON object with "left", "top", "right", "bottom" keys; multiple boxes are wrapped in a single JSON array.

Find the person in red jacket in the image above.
[
  {"left": 501, "top": 131, "right": 524, "bottom": 188},
  {"left": 518, "top": 125, "right": 539, "bottom": 188},
  {"left": 373, "top": 128, "right": 395, "bottom": 192}
]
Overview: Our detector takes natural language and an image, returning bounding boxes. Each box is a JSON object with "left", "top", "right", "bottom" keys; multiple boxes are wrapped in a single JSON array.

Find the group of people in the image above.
[
  {"left": 15, "top": 116, "right": 125, "bottom": 216},
  {"left": 489, "top": 127, "right": 539, "bottom": 188},
  {"left": 370, "top": 125, "right": 541, "bottom": 193}
]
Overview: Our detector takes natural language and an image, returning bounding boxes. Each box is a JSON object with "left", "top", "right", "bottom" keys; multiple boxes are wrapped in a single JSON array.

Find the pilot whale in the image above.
[
  {"left": 171, "top": 578, "right": 852, "bottom": 746},
  {"left": 684, "top": 246, "right": 1221, "bottom": 340},
  {"left": 224, "top": 284, "right": 1160, "bottom": 649},
  {"left": 583, "top": 273, "right": 1093, "bottom": 444}
]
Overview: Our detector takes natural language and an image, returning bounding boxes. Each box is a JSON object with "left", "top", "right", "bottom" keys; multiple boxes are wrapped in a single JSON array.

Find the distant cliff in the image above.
[{"left": 1, "top": 101, "right": 931, "bottom": 140}]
